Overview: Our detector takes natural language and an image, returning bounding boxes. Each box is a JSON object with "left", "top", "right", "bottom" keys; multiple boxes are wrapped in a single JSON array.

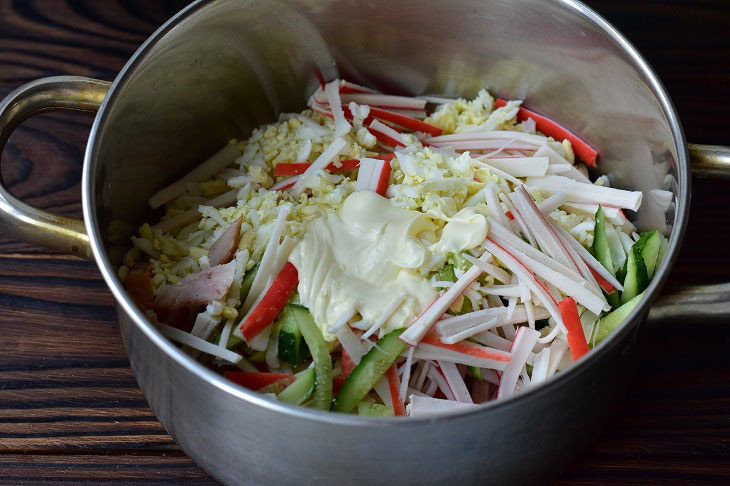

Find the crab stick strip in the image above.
[
  {"left": 494, "top": 99, "right": 598, "bottom": 167},
  {"left": 436, "top": 305, "right": 550, "bottom": 338},
  {"left": 525, "top": 175, "right": 643, "bottom": 211},
  {"left": 509, "top": 186, "right": 580, "bottom": 274},
  {"left": 153, "top": 189, "right": 239, "bottom": 233},
  {"left": 338, "top": 80, "right": 377, "bottom": 94},
  {"left": 369, "top": 119, "right": 406, "bottom": 148},
  {"left": 271, "top": 176, "right": 299, "bottom": 191},
  {"left": 324, "top": 80, "right": 352, "bottom": 136},
  {"left": 437, "top": 361, "right": 473, "bottom": 403},
  {"left": 483, "top": 156, "right": 549, "bottom": 178},
  {"left": 387, "top": 365, "right": 406, "bottom": 415},
  {"left": 512, "top": 189, "right": 603, "bottom": 298},
  {"left": 407, "top": 395, "right": 479, "bottom": 416},
  {"left": 354, "top": 156, "right": 392, "bottom": 197},
  {"left": 399, "top": 347, "right": 415, "bottom": 406},
  {"left": 430, "top": 140, "right": 538, "bottom": 151},
  {"left": 148, "top": 143, "right": 240, "bottom": 209},
  {"left": 355, "top": 158, "right": 376, "bottom": 192},
  {"left": 241, "top": 204, "right": 291, "bottom": 313},
  {"left": 337, "top": 93, "right": 426, "bottom": 110},
  {"left": 485, "top": 181, "right": 511, "bottom": 228},
  {"left": 373, "top": 159, "right": 392, "bottom": 197},
  {"left": 438, "top": 317, "right": 501, "bottom": 345},
  {"left": 497, "top": 326, "right": 540, "bottom": 399},
  {"left": 273, "top": 153, "right": 395, "bottom": 177},
  {"left": 529, "top": 348, "right": 551, "bottom": 384},
  {"left": 559, "top": 297, "right": 589, "bottom": 361},
  {"left": 589, "top": 268, "right": 616, "bottom": 294},
  {"left": 237, "top": 262, "right": 299, "bottom": 342},
  {"left": 158, "top": 323, "right": 242, "bottom": 364},
  {"left": 421, "top": 332, "right": 511, "bottom": 363},
  {"left": 490, "top": 232, "right": 607, "bottom": 315},
  {"left": 550, "top": 221, "right": 624, "bottom": 292},
  {"left": 310, "top": 100, "right": 332, "bottom": 118},
  {"left": 427, "top": 130, "right": 547, "bottom": 146},
  {"left": 368, "top": 107, "right": 443, "bottom": 136},
  {"left": 290, "top": 137, "right": 348, "bottom": 196},
  {"left": 546, "top": 164, "right": 572, "bottom": 175},
  {"left": 275, "top": 159, "right": 359, "bottom": 177},
  {"left": 400, "top": 253, "right": 491, "bottom": 346},
  {"left": 483, "top": 238, "right": 564, "bottom": 329},
  {"left": 536, "top": 192, "right": 569, "bottom": 215},
  {"left": 413, "top": 342, "right": 510, "bottom": 371}
]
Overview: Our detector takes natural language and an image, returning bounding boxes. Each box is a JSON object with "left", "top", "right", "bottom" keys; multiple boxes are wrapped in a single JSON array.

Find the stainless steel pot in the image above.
[{"left": 1, "top": 1, "right": 729, "bottom": 484}]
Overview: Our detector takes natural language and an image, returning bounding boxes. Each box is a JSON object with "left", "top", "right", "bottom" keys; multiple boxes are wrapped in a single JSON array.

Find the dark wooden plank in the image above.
[
  {"left": 0, "top": 454, "right": 217, "bottom": 485},
  {"left": 0, "top": 0, "right": 728, "bottom": 485}
]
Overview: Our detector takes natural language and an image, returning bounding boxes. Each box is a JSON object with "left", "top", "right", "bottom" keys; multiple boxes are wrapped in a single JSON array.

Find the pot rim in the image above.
[{"left": 82, "top": 0, "right": 690, "bottom": 426}]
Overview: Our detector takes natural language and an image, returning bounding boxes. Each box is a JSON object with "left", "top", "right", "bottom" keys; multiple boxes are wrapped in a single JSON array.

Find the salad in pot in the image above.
[{"left": 118, "top": 79, "right": 667, "bottom": 416}]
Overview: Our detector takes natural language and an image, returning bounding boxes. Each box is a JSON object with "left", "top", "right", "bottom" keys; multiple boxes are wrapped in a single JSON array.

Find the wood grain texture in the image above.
[{"left": 0, "top": 0, "right": 728, "bottom": 485}]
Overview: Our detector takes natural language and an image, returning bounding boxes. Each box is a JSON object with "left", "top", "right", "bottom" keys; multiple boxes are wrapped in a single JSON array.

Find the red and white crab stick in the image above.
[
  {"left": 494, "top": 98, "right": 598, "bottom": 167},
  {"left": 238, "top": 262, "right": 299, "bottom": 342},
  {"left": 272, "top": 154, "right": 395, "bottom": 177},
  {"left": 400, "top": 253, "right": 493, "bottom": 346}
]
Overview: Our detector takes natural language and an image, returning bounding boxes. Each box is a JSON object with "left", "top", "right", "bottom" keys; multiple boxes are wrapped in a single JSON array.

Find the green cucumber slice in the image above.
[
  {"left": 594, "top": 291, "right": 645, "bottom": 344},
  {"left": 278, "top": 305, "right": 310, "bottom": 366},
  {"left": 212, "top": 331, "right": 244, "bottom": 350},
  {"left": 620, "top": 243, "right": 649, "bottom": 304},
  {"left": 240, "top": 263, "right": 258, "bottom": 301},
  {"left": 634, "top": 231, "right": 662, "bottom": 279},
  {"left": 593, "top": 206, "right": 615, "bottom": 274},
  {"left": 593, "top": 206, "right": 621, "bottom": 308},
  {"left": 287, "top": 304, "right": 332, "bottom": 410},
  {"left": 616, "top": 257, "right": 628, "bottom": 285},
  {"left": 657, "top": 234, "right": 669, "bottom": 268},
  {"left": 332, "top": 328, "right": 407, "bottom": 413},
  {"left": 278, "top": 368, "right": 315, "bottom": 405},
  {"left": 469, "top": 365, "right": 483, "bottom": 382},
  {"left": 357, "top": 402, "right": 395, "bottom": 416},
  {"left": 436, "top": 264, "right": 456, "bottom": 283}
]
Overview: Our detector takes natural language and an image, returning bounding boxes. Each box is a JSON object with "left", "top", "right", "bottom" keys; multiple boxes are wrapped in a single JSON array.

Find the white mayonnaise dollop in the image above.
[{"left": 289, "top": 191, "right": 488, "bottom": 340}]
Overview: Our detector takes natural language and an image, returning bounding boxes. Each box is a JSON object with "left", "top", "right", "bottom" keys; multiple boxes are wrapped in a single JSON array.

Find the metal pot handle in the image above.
[
  {"left": 646, "top": 143, "right": 730, "bottom": 323},
  {"left": 0, "top": 76, "right": 111, "bottom": 260}
]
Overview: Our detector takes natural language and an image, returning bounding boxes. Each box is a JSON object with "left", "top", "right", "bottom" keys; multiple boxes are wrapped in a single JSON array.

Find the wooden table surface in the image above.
[{"left": 1, "top": 1, "right": 728, "bottom": 484}]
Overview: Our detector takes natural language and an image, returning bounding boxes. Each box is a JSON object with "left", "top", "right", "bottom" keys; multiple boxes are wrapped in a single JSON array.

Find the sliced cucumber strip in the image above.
[
  {"left": 277, "top": 368, "right": 315, "bottom": 405},
  {"left": 287, "top": 304, "right": 332, "bottom": 410},
  {"left": 634, "top": 230, "right": 662, "bottom": 279},
  {"left": 240, "top": 263, "right": 258, "bottom": 301},
  {"left": 593, "top": 206, "right": 615, "bottom": 274},
  {"left": 278, "top": 305, "right": 310, "bottom": 366},
  {"left": 469, "top": 365, "right": 483, "bottom": 382},
  {"left": 436, "top": 264, "right": 457, "bottom": 283},
  {"left": 593, "top": 205, "right": 621, "bottom": 308},
  {"left": 357, "top": 402, "right": 395, "bottom": 416},
  {"left": 620, "top": 243, "right": 649, "bottom": 304},
  {"left": 212, "top": 330, "right": 244, "bottom": 350},
  {"left": 594, "top": 291, "right": 645, "bottom": 344},
  {"left": 332, "top": 328, "right": 407, "bottom": 413}
]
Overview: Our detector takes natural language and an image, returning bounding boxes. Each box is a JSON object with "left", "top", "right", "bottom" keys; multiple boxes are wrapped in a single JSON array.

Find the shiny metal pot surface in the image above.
[{"left": 1, "top": 0, "right": 729, "bottom": 484}]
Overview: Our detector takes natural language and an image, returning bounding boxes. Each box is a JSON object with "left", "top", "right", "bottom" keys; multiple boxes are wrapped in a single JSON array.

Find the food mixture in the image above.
[{"left": 119, "top": 79, "right": 668, "bottom": 416}]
